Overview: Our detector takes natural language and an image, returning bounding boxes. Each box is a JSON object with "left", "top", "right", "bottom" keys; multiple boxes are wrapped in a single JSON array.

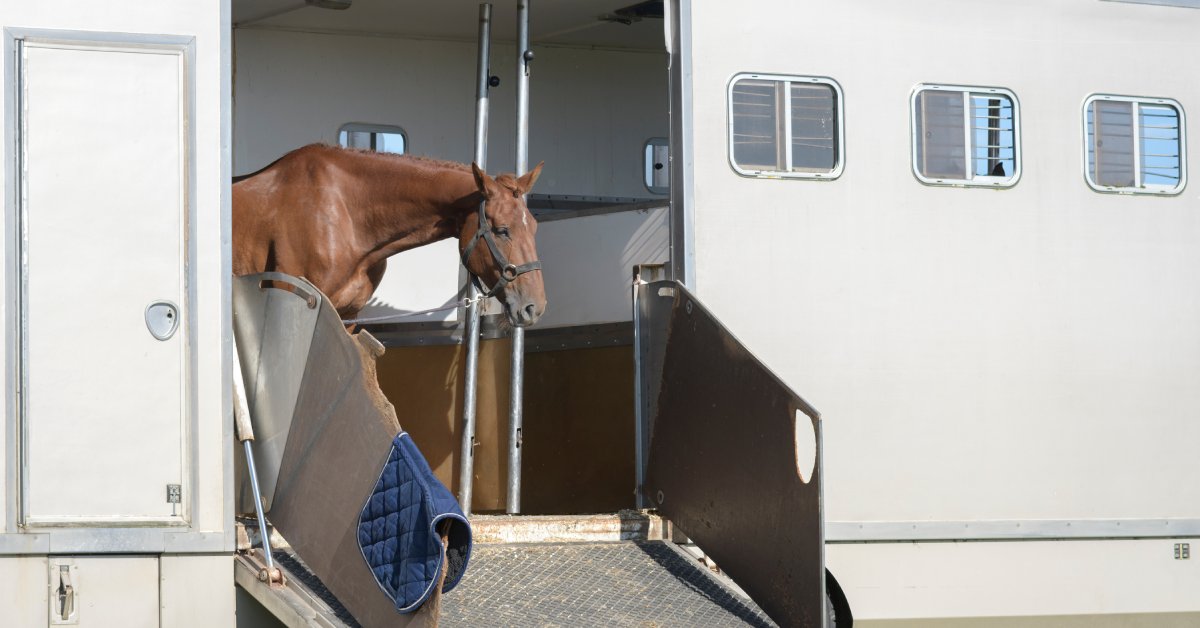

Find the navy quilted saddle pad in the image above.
[{"left": 358, "top": 432, "right": 472, "bottom": 613}]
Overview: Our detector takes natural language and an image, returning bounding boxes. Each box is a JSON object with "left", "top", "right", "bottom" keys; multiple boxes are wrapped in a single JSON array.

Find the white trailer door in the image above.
[{"left": 19, "top": 41, "right": 187, "bottom": 525}]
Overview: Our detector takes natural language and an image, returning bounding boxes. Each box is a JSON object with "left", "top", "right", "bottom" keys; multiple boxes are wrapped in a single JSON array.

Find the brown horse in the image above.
[{"left": 232, "top": 144, "right": 547, "bottom": 326}]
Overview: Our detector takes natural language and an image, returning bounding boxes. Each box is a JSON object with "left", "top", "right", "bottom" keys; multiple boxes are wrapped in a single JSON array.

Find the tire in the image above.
[{"left": 825, "top": 568, "right": 853, "bottom": 628}]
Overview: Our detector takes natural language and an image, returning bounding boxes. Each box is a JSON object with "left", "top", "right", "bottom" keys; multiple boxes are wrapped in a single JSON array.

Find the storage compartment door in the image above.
[
  {"left": 48, "top": 557, "right": 159, "bottom": 626},
  {"left": 20, "top": 40, "right": 188, "bottom": 525}
]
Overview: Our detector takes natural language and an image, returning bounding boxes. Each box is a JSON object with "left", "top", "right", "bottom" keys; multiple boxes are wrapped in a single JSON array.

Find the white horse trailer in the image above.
[
  {"left": 229, "top": 0, "right": 1200, "bottom": 625},
  {"left": 0, "top": 0, "right": 233, "bottom": 626},
  {"left": 5, "top": 0, "right": 1200, "bottom": 625}
]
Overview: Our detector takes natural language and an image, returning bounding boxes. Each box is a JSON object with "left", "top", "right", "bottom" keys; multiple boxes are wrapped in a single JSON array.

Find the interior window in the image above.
[
  {"left": 338, "top": 123, "right": 407, "bottom": 154},
  {"left": 644, "top": 138, "right": 669, "bottom": 194}
]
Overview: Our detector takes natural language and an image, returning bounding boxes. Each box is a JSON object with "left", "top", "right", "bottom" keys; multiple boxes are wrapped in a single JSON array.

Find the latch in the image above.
[
  {"left": 144, "top": 300, "right": 180, "bottom": 341},
  {"left": 49, "top": 560, "right": 78, "bottom": 625}
]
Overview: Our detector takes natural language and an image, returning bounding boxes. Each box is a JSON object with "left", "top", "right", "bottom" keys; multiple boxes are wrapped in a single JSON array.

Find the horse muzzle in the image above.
[{"left": 505, "top": 293, "right": 545, "bottom": 328}]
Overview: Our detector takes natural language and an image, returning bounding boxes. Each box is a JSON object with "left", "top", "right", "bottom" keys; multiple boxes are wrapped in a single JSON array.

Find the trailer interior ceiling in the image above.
[{"left": 232, "top": 0, "right": 665, "bottom": 50}]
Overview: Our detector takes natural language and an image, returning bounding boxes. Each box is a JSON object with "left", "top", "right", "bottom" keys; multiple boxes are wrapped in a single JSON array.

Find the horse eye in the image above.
[{"left": 494, "top": 226, "right": 510, "bottom": 238}]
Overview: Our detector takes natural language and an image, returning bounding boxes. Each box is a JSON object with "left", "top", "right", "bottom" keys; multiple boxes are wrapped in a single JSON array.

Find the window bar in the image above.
[
  {"left": 1132, "top": 101, "right": 1142, "bottom": 188},
  {"left": 1091, "top": 103, "right": 1102, "bottom": 186},
  {"left": 963, "top": 91, "right": 974, "bottom": 180},
  {"left": 919, "top": 94, "right": 928, "bottom": 177},
  {"left": 988, "top": 98, "right": 1001, "bottom": 177},
  {"left": 780, "top": 81, "right": 793, "bottom": 171}
]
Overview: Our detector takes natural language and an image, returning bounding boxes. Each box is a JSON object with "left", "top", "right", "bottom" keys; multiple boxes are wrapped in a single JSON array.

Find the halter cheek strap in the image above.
[{"left": 460, "top": 202, "right": 542, "bottom": 298}]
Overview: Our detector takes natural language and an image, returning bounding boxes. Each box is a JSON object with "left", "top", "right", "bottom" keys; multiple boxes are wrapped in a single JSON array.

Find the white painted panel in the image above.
[
  {"left": 686, "top": 0, "right": 1200, "bottom": 528},
  {"left": 0, "top": 556, "right": 48, "bottom": 626},
  {"left": 233, "top": 29, "right": 668, "bottom": 198},
  {"left": 22, "top": 42, "right": 186, "bottom": 523},
  {"left": 534, "top": 208, "right": 670, "bottom": 328},
  {"left": 53, "top": 556, "right": 159, "bottom": 627},
  {"left": 160, "top": 554, "right": 235, "bottom": 627},
  {"left": 827, "top": 539, "right": 1200, "bottom": 619}
]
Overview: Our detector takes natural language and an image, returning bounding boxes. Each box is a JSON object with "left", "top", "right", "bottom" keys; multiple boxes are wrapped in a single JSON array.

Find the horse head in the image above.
[{"left": 460, "top": 162, "right": 547, "bottom": 327}]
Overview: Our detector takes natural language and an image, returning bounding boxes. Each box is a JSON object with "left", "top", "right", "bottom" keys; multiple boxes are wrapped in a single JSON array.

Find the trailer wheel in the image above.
[{"left": 826, "top": 568, "right": 853, "bottom": 627}]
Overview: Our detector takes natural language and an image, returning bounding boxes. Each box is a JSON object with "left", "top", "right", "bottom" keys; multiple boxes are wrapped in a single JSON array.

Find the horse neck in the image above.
[{"left": 348, "top": 157, "right": 480, "bottom": 259}]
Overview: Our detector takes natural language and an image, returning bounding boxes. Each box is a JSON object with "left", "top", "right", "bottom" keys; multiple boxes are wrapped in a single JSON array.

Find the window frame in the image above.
[
  {"left": 1081, "top": 94, "right": 1187, "bottom": 196},
  {"left": 909, "top": 83, "right": 1022, "bottom": 189},
  {"left": 337, "top": 122, "right": 408, "bottom": 154},
  {"left": 644, "top": 137, "right": 669, "bottom": 195},
  {"left": 726, "top": 72, "right": 845, "bottom": 181}
]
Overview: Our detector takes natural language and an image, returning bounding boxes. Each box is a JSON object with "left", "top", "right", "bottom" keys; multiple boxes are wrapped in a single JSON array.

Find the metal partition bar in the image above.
[
  {"left": 632, "top": 264, "right": 667, "bottom": 509},
  {"left": 506, "top": 0, "right": 532, "bottom": 515},
  {"left": 459, "top": 2, "right": 492, "bottom": 515},
  {"left": 632, "top": 268, "right": 645, "bottom": 509}
]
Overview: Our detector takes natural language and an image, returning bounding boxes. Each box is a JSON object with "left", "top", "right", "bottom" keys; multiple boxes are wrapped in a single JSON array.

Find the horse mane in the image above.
[
  {"left": 333, "top": 146, "right": 523, "bottom": 191},
  {"left": 330, "top": 145, "right": 473, "bottom": 174},
  {"left": 233, "top": 144, "right": 477, "bottom": 183}
]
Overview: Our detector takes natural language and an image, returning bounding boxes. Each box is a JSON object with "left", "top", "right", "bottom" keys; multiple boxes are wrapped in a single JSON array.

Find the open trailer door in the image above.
[{"left": 636, "top": 278, "right": 833, "bottom": 627}]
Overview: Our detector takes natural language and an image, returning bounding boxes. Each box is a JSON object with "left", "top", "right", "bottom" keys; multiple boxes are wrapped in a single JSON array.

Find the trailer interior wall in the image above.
[
  {"left": 232, "top": 26, "right": 668, "bottom": 318},
  {"left": 683, "top": 0, "right": 1200, "bottom": 621},
  {"left": 0, "top": 0, "right": 232, "bottom": 624}
]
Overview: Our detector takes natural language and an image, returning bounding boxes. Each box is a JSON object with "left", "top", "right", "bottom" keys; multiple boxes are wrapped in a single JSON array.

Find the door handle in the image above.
[
  {"left": 145, "top": 300, "right": 180, "bottom": 340},
  {"left": 56, "top": 565, "right": 74, "bottom": 621}
]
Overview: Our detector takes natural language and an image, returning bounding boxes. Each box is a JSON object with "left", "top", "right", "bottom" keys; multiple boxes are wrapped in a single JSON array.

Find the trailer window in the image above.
[
  {"left": 911, "top": 85, "right": 1020, "bottom": 188},
  {"left": 338, "top": 122, "right": 407, "bottom": 154},
  {"left": 1084, "top": 95, "right": 1186, "bottom": 195},
  {"left": 728, "top": 74, "right": 844, "bottom": 179},
  {"left": 644, "top": 137, "right": 669, "bottom": 194}
]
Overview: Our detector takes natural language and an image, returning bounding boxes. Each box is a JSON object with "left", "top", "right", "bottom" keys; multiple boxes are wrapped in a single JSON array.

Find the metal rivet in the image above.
[
  {"left": 656, "top": 490, "right": 665, "bottom": 505},
  {"left": 685, "top": 301, "right": 693, "bottom": 314}
]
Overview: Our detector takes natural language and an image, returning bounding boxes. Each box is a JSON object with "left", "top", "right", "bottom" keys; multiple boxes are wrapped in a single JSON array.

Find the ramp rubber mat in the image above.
[
  {"left": 267, "top": 541, "right": 775, "bottom": 627},
  {"left": 440, "top": 541, "right": 775, "bottom": 627}
]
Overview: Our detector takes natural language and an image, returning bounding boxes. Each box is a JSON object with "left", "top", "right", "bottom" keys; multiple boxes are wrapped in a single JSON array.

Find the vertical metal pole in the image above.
[
  {"left": 632, "top": 268, "right": 646, "bottom": 509},
  {"left": 515, "top": 0, "right": 531, "bottom": 177},
  {"left": 506, "top": 330, "right": 524, "bottom": 514},
  {"left": 506, "top": 0, "right": 531, "bottom": 515},
  {"left": 459, "top": 2, "right": 492, "bottom": 515}
]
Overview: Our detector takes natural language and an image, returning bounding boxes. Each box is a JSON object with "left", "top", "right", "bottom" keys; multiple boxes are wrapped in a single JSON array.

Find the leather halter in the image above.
[{"left": 460, "top": 199, "right": 542, "bottom": 298}]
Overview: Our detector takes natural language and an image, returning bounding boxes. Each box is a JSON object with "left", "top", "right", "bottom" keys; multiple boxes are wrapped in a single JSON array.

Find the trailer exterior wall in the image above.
[
  {"left": 682, "top": 0, "right": 1200, "bottom": 621},
  {"left": 0, "top": 0, "right": 232, "bottom": 624}
]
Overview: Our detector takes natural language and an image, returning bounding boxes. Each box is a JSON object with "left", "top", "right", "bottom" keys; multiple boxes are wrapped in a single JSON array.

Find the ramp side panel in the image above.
[
  {"left": 267, "top": 299, "right": 404, "bottom": 626},
  {"left": 232, "top": 274, "right": 321, "bottom": 513},
  {"left": 643, "top": 280, "right": 825, "bottom": 627}
]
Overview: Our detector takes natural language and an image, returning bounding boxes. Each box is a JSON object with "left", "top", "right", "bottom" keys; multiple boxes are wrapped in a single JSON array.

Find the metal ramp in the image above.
[
  {"left": 441, "top": 541, "right": 774, "bottom": 627},
  {"left": 237, "top": 534, "right": 775, "bottom": 628},
  {"left": 232, "top": 273, "right": 837, "bottom": 626}
]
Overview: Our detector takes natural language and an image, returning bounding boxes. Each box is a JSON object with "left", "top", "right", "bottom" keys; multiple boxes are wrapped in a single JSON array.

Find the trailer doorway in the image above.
[{"left": 231, "top": 0, "right": 671, "bottom": 515}]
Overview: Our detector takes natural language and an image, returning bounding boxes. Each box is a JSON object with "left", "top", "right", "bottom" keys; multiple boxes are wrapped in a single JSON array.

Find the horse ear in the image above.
[
  {"left": 472, "top": 162, "right": 492, "bottom": 199},
  {"left": 517, "top": 161, "right": 544, "bottom": 194}
]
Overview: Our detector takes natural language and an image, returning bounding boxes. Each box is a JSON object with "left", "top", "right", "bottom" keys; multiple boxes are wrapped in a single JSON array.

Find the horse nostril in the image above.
[{"left": 523, "top": 302, "right": 537, "bottom": 320}]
